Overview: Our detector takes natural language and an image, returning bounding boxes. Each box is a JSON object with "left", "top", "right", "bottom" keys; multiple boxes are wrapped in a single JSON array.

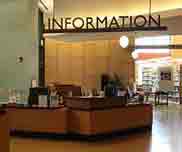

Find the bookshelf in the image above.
[{"left": 142, "top": 67, "right": 157, "bottom": 92}]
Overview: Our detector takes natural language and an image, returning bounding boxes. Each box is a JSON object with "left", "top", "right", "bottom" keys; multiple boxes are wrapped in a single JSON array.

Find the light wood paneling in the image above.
[
  {"left": 45, "top": 56, "right": 57, "bottom": 82},
  {"left": 95, "top": 40, "right": 110, "bottom": 57},
  {"left": 71, "top": 57, "right": 84, "bottom": 86},
  {"left": 57, "top": 44, "right": 72, "bottom": 84},
  {"left": 45, "top": 38, "right": 134, "bottom": 88},
  {"left": 72, "top": 43, "right": 84, "bottom": 57},
  {"left": 45, "top": 39, "right": 57, "bottom": 57}
]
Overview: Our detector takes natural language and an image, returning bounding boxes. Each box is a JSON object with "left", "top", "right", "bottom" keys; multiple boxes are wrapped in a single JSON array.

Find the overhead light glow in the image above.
[
  {"left": 120, "top": 36, "right": 129, "bottom": 48},
  {"left": 43, "top": 33, "right": 65, "bottom": 37},
  {"left": 134, "top": 48, "right": 170, "bottom": 54},
  {"left": 135, "top": 35, "right": 170, "bottom": 46}
]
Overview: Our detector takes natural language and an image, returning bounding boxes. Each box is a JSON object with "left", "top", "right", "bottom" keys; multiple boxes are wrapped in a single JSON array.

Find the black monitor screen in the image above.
[{"left": 29, "top": 87, "right": 49, "bottom": 106}]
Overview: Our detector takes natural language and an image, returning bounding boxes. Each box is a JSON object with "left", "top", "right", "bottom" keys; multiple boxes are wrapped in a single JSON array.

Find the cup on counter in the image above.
[
  {"left": 16, "top": 91, "right": 21, "bottom": 104},
  {"left": 21, "top": 91, "right": 28, "bottom": 105},
  {"left": 59, "top": 96, "right": 64, "bottom": 105},
  {"left": 50, "top": 95, "right": 59, "bottom": 107},
  {"left": 88, "top": 89, "right": 93, "bottom": 97},
  {"left": 38, "top": 95, "right": 48, "bottom": 107},
  {"left": 8, "top": 88, "right": 17, "bottom": 104},
  {"left": 99, "top": 91, "right": 105, "bottom": 97},
  {"left": 68, "top": 91, "right": 73, "bottom": 97}
]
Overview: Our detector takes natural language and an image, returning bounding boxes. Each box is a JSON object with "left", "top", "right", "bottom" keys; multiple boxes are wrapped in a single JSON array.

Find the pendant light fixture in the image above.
[
  {"left": 120, "top": 36, "right": 129, "bottom": 48},
  {"left": 120, "top": 0, "right": 153, "bottom": 49},
  {"left": 131, "top": 0, "right": 155, "bottom": 59}
]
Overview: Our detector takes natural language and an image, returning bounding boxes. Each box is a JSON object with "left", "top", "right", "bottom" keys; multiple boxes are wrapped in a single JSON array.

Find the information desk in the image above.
[
  {"left": 65, "top": 97, "right": 153, "bottom": 135},
  {"left": 8, "top": 105, "right": 67, "bottom": 134},
  {"left": 8, "top": 97, "right": 153, "bottom": 137},
  {"left": 0, "top": 108, "right": 9, "bottom": 152}
]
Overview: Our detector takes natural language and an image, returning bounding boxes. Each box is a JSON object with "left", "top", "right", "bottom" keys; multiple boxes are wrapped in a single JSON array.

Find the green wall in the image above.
[{"left": 0, "top": 0, "right": 39, "bottom": 92}]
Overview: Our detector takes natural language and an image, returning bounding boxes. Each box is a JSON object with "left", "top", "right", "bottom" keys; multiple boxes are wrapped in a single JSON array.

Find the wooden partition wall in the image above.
[{"left": 45, "top": 38, "right": 134, "bottom": 89}]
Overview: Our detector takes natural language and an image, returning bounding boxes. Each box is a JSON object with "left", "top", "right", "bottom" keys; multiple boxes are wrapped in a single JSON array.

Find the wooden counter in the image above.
[
  {"left": 65, "top": 97, "right": 153, "bottom": 135},
  {"left": 0, "top": 108, "right": 9, "bottom": 152},
  {"left": 64, "top": 96, "right": 127, "bottom": 110},
  {"left": 8, "top": 106, "right": 67, "bottom": 134},
  {"left": 7, "top": 97, "right": 152, "bottom": 137}
]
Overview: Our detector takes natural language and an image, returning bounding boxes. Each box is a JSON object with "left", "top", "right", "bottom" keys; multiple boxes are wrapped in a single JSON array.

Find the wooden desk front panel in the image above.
[
  {"left": 68, "top": 105, "right": 153, "bottom": 135},
  {"left": 67, "top": 110, "right": 92, "bottom": 135},
  {"left": 0, "top": 112, "right": 9, "bottom": 152},
  {"left": 8, "top": 108, "right": 67, "bottom": 134},
  {"left": 91, "top": 105, "right": 153, "bottom": 134}
]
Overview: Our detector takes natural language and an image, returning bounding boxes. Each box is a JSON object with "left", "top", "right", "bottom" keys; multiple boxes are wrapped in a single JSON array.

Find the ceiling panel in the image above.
[{"left": 54, "top": 0, "right": 182, "bottom": 17}]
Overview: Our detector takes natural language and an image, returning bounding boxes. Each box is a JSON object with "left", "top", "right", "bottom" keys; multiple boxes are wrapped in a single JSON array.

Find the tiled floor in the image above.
[{"left": 11, "top": 104, "right": 182, "bottom": 152}]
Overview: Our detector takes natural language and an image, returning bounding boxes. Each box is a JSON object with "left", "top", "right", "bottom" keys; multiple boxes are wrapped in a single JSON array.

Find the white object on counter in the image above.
[{"left": 38, "top": 95, "right": 48, "bottom": 107}]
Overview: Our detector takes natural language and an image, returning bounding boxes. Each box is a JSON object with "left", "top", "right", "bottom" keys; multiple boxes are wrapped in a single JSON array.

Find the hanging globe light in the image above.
[{"left": 120, "top": 36, "right": 129, "bottom": 48}]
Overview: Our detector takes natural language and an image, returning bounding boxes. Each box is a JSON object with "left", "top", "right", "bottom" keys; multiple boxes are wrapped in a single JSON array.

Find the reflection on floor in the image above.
[{"left": 11, "top": 104, "right": 182, "bottom": 152}]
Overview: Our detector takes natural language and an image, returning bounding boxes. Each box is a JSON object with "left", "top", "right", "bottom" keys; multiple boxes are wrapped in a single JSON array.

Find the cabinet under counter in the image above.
[
  {"left": 8, "top": 106, "right": 67, "bottom": 134},
  {"left": 0, "top": 108, "right": 9, "bottom": 152}
]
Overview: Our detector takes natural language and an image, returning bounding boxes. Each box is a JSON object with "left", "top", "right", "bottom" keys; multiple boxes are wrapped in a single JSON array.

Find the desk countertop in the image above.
[
  {"left": 65, "top": 96, "right": 126, "bottom": 99},
  {"left": 64, "top": 96, "right": 151, "bottom": 111},
  {"left": 7, "top": 104, "right": 64, "bottom": 110}
]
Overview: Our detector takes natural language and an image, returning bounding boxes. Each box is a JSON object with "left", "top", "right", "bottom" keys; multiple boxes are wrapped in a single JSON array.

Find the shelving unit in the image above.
[
  {"left": 142, "top": 67, "right": 157, "bottom": 92},
  {"left": 142, "top": 65, "right": 181, "bottom": 103},
  {"left": 170, "top": 65, "right": 180, "bottom": 102},
  {"left": 173, "top": 68, "right": 180, "bottom": 91}
]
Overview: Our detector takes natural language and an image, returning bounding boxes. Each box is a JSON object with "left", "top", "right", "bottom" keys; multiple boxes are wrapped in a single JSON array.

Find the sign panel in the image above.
[{"left": 44, "top": 15, "right": 167, "bottom": 33}]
